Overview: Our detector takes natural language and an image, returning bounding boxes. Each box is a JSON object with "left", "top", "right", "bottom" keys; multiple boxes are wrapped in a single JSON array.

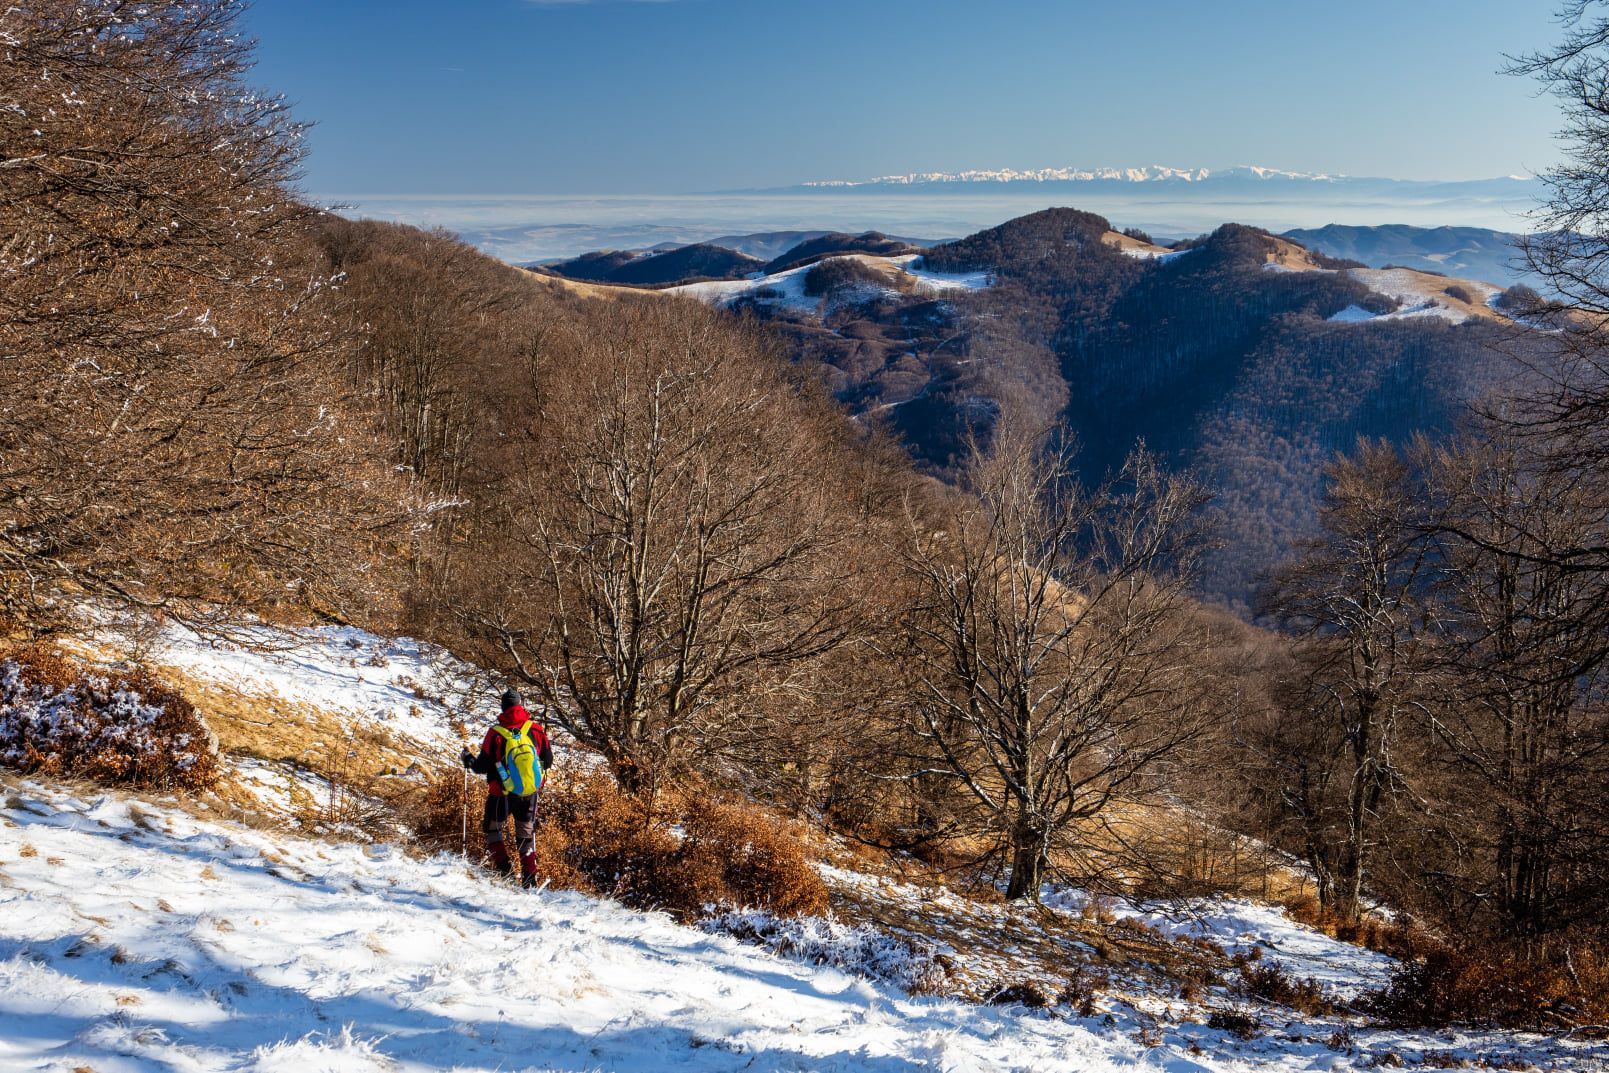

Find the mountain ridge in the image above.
[{"left": 794, "top": 165, "right": 1534, "bottom": 189}]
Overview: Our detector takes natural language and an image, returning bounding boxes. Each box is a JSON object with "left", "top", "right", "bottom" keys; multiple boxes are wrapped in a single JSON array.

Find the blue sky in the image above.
[{"left": 244, "top": 0, "right": 1566, "bottom": 197}]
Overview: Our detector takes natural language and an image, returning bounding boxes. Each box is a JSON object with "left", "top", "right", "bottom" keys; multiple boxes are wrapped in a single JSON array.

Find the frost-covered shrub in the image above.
[
  {"left": 704, "top": 908, "right": 952, "bottom": 993},
  {"left": 0, "top": 647, "right": 217, "bottom": 790}
]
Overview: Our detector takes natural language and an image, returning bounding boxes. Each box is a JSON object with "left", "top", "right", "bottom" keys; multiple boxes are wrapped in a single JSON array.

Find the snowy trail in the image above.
[{"left": 1, "top": 781, "right": 1600, "bottom": 1073}]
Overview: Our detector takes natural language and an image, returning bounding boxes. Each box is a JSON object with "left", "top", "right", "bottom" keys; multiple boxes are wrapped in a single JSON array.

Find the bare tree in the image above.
[
  {"left": 1416, "top": 434, "right": 1609, "bottom": 946},
  {"left": 462, "top": 302, "right": 868, "bottom": 794},
  {"left": 898, "top": 426, "right": 1213, "bottom": 900},
  {"left": 1261, "top": 440, "right": 1434, "bottom": 921}
]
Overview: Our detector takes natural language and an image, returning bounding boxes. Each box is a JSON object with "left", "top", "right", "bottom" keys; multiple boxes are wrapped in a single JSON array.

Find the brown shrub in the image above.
[
  {"left": 988, "top": 981, "right": 1050, "bottom": 1008},
  {"left": 1057, "top": 967, "right": 1105, "bottom": 1016},
  {"left": 1281, "top": 895, "right": 1426, "bottom": 961},
  {"left": 0, "top": 646, "right": 217, "bottom": 791},
  {"left": 1235, "top": 958, "right": 1332, "bottom": 1015},
  {"left": 1367, "top": 941, "right": 1608, "bottom": 1029},
  {"left": 678, "top": 798, "right": 829, "bottom": 917},
  {"left": 405, "top": 766, "right": 826, "bottom": 918},
  {"left": 1206, "top": 1008, "right": 1261, "bottom": 1039}
]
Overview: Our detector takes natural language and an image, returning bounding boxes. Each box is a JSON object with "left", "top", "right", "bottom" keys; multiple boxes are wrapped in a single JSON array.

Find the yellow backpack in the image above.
[{"left": 491, "top": 724, "right": 543, "bottom": 797}]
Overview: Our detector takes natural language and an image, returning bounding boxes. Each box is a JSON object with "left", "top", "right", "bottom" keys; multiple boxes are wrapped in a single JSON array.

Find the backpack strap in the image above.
[{"left": 490, "top": 724, "right": 531, "bottom": 748}]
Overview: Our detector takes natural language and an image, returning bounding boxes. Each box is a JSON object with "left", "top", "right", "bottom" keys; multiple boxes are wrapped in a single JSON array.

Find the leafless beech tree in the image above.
[
  {"left": 460, "top": 302, "right": 870, "bottom": 794},
  {"left": 1415, "top": 434, "right": 1609, "bottom": 945},
  {"left": 898, "top": 426, "right": 1213, "bottom": 900},
  {"left": 1260, "top": 441, "right": 1435, "bottom": 922},
  {"left": 0, "top": 1, "right": 412, "bottom": 630}
]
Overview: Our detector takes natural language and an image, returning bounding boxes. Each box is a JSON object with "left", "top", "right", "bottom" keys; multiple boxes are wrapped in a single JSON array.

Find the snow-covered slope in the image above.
[
  {"left": 4, "top": 780, "right": 1599, "bottom": 1073},
  {"left": 664, "top": 253, "right": 988, "bottom": 316},
  {"left": 66, "top": 613, "right": 490, "bottom": 822}
]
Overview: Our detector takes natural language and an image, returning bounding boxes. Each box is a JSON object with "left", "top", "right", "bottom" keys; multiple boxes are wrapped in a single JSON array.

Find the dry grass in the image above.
[
  {"left": 152, "top": 666, "right": 425, "bottom": 773},
  {"left": 519, "top": 268, "right": 635, "bottom": 302},
  {"left": 1264, "top": 237, "right": 1328, "bottom": 272},
  {"left": 1347, "top": 267, "right": 1505, "bottom": 321},
  {"left": 1101, "top": 230, "right": 1172, "bottom": 256}
]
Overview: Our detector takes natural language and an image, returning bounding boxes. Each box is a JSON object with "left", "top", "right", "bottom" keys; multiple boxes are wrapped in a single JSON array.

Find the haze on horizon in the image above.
[{"left": 249, "top": 0, "right": 1564, "bottom": 201}]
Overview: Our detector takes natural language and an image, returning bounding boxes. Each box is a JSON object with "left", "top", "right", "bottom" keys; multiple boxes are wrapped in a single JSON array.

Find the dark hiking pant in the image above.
[{"left": 482, "top": 793, "right": 536, "bottom": 872}]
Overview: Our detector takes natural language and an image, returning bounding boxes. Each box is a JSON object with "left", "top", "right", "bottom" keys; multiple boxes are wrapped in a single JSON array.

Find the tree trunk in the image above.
[{"left": 1004, "top": 821, "right": 1047, "bottom": 901}]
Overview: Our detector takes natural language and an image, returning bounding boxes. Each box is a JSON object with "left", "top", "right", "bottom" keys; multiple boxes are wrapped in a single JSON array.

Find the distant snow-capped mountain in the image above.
[{"left": 803, "top": 165, "right": 1340, "bottom": 188}]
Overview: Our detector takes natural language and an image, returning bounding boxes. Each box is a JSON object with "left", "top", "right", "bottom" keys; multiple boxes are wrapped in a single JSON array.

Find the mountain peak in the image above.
[{"left": 801, "top": 165, "right": 1341, "bottom": 188}]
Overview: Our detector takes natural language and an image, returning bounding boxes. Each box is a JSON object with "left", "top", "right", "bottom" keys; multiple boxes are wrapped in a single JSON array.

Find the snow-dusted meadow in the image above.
[
  {"left": 3, "top": 617, "right": 1603, "bottom": 1071},
  {"left": 4, "top": 780, "right": 1602, "bottom": 1073}
]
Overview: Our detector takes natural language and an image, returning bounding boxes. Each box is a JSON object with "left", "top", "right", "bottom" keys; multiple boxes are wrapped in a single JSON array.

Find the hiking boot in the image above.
[{"left": 521, "top": 872, "right": 537, "bottom": 890}]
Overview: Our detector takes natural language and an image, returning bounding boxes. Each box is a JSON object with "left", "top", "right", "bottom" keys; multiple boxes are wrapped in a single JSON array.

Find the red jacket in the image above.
[{"left": 471, "top": 705, "right": 553, "bottom": 796}]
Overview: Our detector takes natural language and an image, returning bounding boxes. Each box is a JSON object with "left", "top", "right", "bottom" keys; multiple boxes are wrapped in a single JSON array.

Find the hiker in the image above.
[{"left": 461, "top": 688, "right": 553, "bottom": 887}]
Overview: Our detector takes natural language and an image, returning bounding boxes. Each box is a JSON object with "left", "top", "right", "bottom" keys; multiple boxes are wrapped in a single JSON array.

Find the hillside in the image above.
[
  {"left": 707, "top": 209, "right": 1526, "bottom": 606},
  {"left": 9, "top": 776, "right": 1598, "bottom": 1073},
  {"left": 1283, "top": 224, "right": 1533, "bottom": 289},
  {"left": 529, "top": 209, "right": 1528, "bottom": 607},
  {"left": 541, "top": 248, "right": 642, "bottom": 281},
  {"left": 763, "top": 231, "right": 925, "bottom": 273},
  {"left": 6, "top": 614, "right": 1604, "bottom": 1073},
  {"left": 545, "top": 242, "right": 766, "bottom": 285},
  {"left": 709, "top": 229, "right": 944, "bottom": 261}
]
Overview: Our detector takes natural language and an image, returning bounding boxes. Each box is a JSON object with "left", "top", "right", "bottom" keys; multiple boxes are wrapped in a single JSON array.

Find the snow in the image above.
[
  {"left": 1039, "top": 891, "right": 1395, "bottom": 1003},
  {"left": 803, "top": 165, "right": 1339, "bottom": 188},
  {"left": 1122, "top": 246, "right": 1197, "bottom": 264},
  {"left": 1328, "top": 304, "right": 1377, "bottom": 323},
  {"left": 85, "top": 615, "right": 486, "bottom": 753},
  {"left": 2, "top": 781, "right": 1599, "bottom": 1073},
  {"left": 665, "top": 254, "right": 989, "bottom": 315},
  {"left": 890, "top": 253, "right": 992, "bottom": 292},
  {"left": 667, "top": 260, "right": 822, "bottom": 313},
  {"left": 1343, "top": 269, "right": 1501, "bottom": 325}
]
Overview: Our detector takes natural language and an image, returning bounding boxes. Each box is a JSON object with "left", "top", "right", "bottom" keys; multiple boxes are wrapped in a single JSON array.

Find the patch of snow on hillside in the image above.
[
  {"left": 2, "top": 781, "right": 1600, "bottom": 1073},
  {"left": 1329, "top": 304, "right": 1378, "bottom": 323},
  {"left": 669, "top": 255, "right": 989, "bottom": 315},
  {"left": 667, "top": 261, "right": 821, "bottom": 313},
  {"left": 892, "top": 253, "right": 992, "bottom": 291},
  {"left": 1122, "top": 245, "right": 1197, "bottom": 264},
  {"left": 87, "top": 616, "right": 485, "bottom": 750},
  {"left": 1346, "top": 268, "right": 1500, "bottom": 324},
  {"left": 1041, "top": 889, "right": 1395, "bottom": 1002}
]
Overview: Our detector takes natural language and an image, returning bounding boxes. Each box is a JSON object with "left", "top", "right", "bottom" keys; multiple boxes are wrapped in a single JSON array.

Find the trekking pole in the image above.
[{"left": 459, "top": 729, "right": 470, "bottom": 859}]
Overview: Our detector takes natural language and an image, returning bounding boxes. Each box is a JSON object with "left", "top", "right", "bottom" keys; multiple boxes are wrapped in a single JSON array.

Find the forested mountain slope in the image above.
[{"left": 730, "top": 209, "right": 1526, "bottom": 606}]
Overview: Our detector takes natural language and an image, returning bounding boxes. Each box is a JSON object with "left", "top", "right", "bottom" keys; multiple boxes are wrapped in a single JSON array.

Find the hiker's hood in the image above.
[{"left": 498, "top": 705, "right": 532, "bottom": 730}]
